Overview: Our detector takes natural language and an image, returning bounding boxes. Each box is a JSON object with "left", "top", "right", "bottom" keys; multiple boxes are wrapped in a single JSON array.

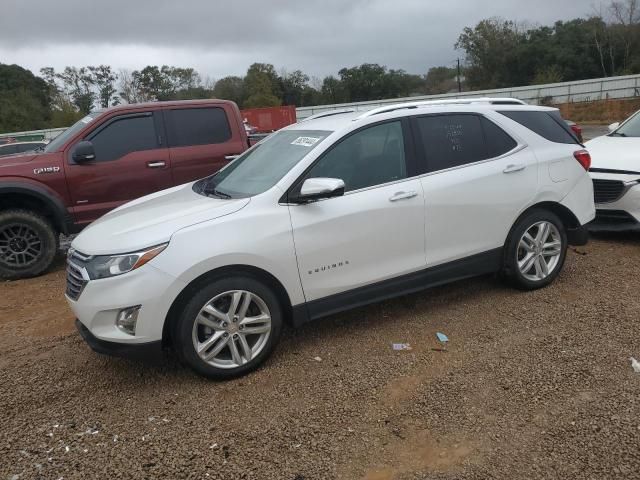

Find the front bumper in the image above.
[
  {"left": 76, "top": 319, "right": 163, "bottom": 361},
  {"left": 66, "top": 262, "right": 187, "bottom": 348},
  {"left": 588, "top": 175, "right": 640, "bottom": 232}
]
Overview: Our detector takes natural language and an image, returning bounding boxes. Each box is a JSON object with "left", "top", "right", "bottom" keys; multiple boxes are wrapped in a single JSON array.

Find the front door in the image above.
[
  {"left": 288, "top": 120, "right": 426, "bottom": 302},
  {"left": 65, "top": 111, "right": 172, "bottom": 225}
]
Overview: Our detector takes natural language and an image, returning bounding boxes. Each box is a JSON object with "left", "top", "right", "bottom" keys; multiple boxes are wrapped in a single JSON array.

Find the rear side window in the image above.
[
  {"left": 414, "top": 114, "right": 486, "bottom": 172},
  {"left": 499, "top": 111, "right": 577, "bottom": 144},
  {"left": 87, "top": 114, "right": 158, "bottom": 162},
  {"left": 166, "top": 107, "right": 232, "bottom": 147},
  {"left": 481, "top": 118, "right": 517, "bottom": 158}
]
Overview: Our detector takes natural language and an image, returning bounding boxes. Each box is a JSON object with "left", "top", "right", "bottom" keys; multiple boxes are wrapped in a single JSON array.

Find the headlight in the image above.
[{"left": 84, "top": 244, "right": 168, "bottom": 280}]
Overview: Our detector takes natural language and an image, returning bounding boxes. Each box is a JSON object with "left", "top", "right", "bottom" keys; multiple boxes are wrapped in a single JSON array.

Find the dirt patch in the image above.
[{"left": 1, "top": 236, "right": 640, "bottom": 479}]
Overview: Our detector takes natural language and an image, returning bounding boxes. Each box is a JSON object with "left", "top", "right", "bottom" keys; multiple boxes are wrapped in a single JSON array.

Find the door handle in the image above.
[
  {"left": 225, "top": 155, "right": 240, "bottom": 161},
  {"left": 147, "top": 161, "right": 166, "bottom": 168},
  {"left": 389, "top": 191, "right": 418, "bottom": 202},
  {"left": 503, "top": 164, "right": 526, "bottom": 174}
]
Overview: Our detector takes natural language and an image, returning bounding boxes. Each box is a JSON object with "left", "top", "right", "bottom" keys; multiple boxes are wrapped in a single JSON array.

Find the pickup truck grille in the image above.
[
  {"left": 592, "top": 179, "right": 627, "bottom": 204},
  {"left": 66, "top": 249, "right": 90, "bottom": 301}
]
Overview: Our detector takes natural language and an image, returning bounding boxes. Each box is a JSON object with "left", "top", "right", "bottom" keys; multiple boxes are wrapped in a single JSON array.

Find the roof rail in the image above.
[
  {"left": 356, "top": 97, "right": 526, "bottom": 119},
  {"left": 299, "top": 109, "right": 356, "bottom": 122}
]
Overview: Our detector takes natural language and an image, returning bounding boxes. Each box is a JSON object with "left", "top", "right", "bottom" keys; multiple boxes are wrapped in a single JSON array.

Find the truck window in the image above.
[
  {"left": 165, "top": 107, "right": 232, "bottom": 147},
  {"left": 87, "top": 114, "right": 158, "bottom": 162}
]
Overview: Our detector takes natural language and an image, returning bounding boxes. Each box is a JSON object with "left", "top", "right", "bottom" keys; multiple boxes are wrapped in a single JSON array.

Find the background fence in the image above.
[
  {"left": 3, "top": 74, "right": 640, "bottom": 141},
  {"left": 296, "top": 74, "right": 640, "bottom": 119}
]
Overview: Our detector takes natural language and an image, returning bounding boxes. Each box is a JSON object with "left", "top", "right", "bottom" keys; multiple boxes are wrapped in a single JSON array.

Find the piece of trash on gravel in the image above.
[
  {"left": 630, "top": 357, "right": 640, "bottom": 373},
  {"left": 392, "top": 343, "right": 412, "bottom": 351},
  {"left": 313, "top": 356, "right": 322, "bottom": 362},
  {"left": 436, "top": 332, "right": 449, "bottom": 344}
]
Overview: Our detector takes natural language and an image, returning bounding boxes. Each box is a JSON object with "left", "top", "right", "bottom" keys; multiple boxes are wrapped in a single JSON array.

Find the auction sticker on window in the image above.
[{"left": 291, "top": 136, "right": 321, "bottom": 147}]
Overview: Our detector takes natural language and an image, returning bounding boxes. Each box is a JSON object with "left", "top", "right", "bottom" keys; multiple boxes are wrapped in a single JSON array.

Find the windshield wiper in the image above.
[
  {"left": 33, "top": 145, "right": 46, "bottom": 152},
  {"left": 211, "top": 188, "right": 231, "bottom": 199},
  {"left": 200, "top": 180, "right": 231, "bottom": 199},
  {"left": 609, "top": 132, "right": 627, "bottom": 137}
]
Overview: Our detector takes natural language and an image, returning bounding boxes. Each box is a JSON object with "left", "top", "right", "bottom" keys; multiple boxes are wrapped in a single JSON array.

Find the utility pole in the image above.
[{"left": 457, "top": 58, "right": 462, "bottom": 93}]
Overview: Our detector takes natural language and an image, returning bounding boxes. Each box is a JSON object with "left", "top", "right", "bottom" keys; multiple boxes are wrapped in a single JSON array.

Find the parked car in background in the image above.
[
  {"left": 565, "top": 120, "right": 584, "bottom": 143},
  {"left": 0, "top": 99, "right": 251, "bottom": 280},
  {"left": 66, "top": 98, "right": 594, "bottom": 380},
  {"left": 0, "top": 141, "right": 47, "bottom": 157},
  {"left": 586, "top": 109, "right": 640, "bottom": 231}
]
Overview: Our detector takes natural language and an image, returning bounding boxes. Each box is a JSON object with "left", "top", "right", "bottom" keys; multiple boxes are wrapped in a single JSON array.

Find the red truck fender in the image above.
[{"left": 0, "top": 180, "right": 74, "bottom": 234}]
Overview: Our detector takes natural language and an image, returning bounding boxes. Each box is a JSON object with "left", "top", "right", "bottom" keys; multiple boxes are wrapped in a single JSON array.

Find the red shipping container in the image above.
[{"left": 240, "top": 105, "right": 297, "bottom": 133}]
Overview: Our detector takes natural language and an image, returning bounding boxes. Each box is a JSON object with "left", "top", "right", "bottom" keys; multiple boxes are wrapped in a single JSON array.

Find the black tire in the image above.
[
  {"left": 502, "top": 209, "right": 567, "bottom": 291},
  {"left": 174, "top": 275, "right": 283, "bottom": 380},
  {"left": 0, "top": 209, "right": 59, "bottom": 280}
]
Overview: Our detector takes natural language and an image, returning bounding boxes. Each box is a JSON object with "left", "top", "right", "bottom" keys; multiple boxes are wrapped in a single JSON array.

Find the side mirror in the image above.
[
  {"left": 72, "top": 140, "right": 96, "bottom": 162},
  {"left": 293, "top": 178, "right": 345, "bottom": 203},
  {"left": 608, "top": 122, "right": 620, "bottom": 133}
]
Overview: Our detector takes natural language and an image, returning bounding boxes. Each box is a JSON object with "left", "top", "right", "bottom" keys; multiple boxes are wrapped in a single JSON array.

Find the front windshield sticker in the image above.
[
  {"left": 80, "top": 116, "right": 93, "bottom": 124},
  {"left": 291, "top": 136, "right": 321, "bottom": 147}
]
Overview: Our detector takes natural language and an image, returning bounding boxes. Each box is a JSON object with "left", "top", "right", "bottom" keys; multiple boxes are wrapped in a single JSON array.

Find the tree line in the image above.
[{"left": 1, "top": 0, "right": 638, "bottom": 133}]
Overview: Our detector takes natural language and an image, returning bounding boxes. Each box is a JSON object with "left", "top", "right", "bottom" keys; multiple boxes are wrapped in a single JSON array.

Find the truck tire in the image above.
[
  {"left": 0, "top": 209, "right": 59, "bottom": 280},
  {"left": 174, "top": 275, "right": 283, "bottom": 380}
]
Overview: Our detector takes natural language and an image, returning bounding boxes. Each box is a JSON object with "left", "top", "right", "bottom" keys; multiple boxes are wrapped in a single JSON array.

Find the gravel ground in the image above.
[{"left": 1, "top": 234, "right": 639, "bottom": 480}]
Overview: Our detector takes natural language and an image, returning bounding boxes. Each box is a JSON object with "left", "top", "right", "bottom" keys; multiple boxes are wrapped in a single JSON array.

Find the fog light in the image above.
[{"left": 116, "top": 305, "right": 141, "bottom": 335}]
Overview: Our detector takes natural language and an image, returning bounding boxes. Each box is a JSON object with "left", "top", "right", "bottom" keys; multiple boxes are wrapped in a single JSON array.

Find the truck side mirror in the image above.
[{"left": 72, "top": 141, "right": 96, "bottom": 162}]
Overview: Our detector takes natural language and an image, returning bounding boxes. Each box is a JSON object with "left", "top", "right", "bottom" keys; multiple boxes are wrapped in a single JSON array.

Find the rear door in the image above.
[
  {"left": 65, "top": 111, "right": 172, "bottom": 224},
  {"left": 414, "top": 113, "right": 538, "bottom": 266},
  {"left": 164, "top": 106, "right": 247, "bottom": 184}
]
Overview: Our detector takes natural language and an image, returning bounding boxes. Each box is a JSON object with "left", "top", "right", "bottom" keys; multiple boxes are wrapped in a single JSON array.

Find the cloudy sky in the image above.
[{"left": 1, "top": 0, "right": 595, "bottom": 80}]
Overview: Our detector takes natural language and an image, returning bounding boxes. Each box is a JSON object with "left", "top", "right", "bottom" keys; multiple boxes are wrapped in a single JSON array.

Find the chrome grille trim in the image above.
[{"left": 66, "top": 249, "right": 90, "bottom": 301}]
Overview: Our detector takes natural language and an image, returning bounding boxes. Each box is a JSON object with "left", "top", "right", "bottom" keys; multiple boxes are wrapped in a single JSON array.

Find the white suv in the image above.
[{"left": 66, "top": 98, "right": 595, "bottom": 379}]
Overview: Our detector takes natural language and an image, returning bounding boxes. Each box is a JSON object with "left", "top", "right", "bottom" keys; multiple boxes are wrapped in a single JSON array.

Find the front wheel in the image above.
[
  {"left": 0, "top": 209, "right": 59, "bottom": 280},
  {"left": 174, "top": 276, "right": 283, "bottom": 380},
  {"left": 503, "top": 209, "right": 567, "bottom": 290}
]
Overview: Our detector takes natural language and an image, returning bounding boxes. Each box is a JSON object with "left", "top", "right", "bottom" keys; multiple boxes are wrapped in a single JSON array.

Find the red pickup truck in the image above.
[{"left": 0, "top": 99, "right": 251, "bottom": 280}]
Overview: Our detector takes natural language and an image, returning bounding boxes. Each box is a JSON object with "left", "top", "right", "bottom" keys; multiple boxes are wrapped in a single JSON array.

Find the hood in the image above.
[
  {"left": 585, "top": 135, "right": 640, "bottom": 172},
  {"left": 72, "top": 182, "right": 250, "bottom": 255},
  {"left": 0, "top": 153, "right": 38, "bottom": 166}
]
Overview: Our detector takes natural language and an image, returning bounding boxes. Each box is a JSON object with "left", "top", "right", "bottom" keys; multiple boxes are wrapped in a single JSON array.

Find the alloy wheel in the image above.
[
  {"left": 192, "top": 290, "right": 272, "bottom": 369},
  {"left": 0, "top": 223, "right": 42, "bottom": 268},
  {"left": 517, "top": 221, "right": 563, "bottom": 281}
]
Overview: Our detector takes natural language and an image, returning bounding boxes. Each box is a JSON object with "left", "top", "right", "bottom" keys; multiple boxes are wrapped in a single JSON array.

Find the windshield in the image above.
[
  {"left": 44, "top": 111, "right": 103, "bottom": 153},
  {"left": 613, "top": 111, "right": 640, "bottom": 137},
  {"left": 195, "top": 129, "right": 331, "bottom": 199}
]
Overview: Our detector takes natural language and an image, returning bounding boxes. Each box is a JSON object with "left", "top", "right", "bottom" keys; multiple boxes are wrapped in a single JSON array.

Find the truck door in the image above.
[
  {"left": 164, "top": 106, "right": 247, "bottom": 184},
  {"left": 65, "top": 111, "right": 172, "bottom": 225}
]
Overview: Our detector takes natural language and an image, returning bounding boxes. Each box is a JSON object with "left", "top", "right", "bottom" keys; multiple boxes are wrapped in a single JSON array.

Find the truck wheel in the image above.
[
  {"left": 0, "top": 209, "right": 59, "bottom": 280},
  {"left": 174, "top": 275, "right": 283, "bottom": 380},
  {"left": 502, "top": 209, "right": 567, "bottom": 291}
]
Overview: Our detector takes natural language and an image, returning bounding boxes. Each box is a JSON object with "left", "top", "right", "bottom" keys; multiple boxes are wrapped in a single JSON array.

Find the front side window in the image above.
[
  {"left": 166, "top": 108, "right": 232, "bottom": 147},
  {"left": 196, "top": 129, "right": 331, "bottom": 199},
  {"left": 86, "top": 114, "right": 158, "bottom": 162},
  {"left": 45, "top": 111, "right": 102, "bottom": 153},
  {"left": 304, "top": 121, "right": 407, "bottom": 192}
]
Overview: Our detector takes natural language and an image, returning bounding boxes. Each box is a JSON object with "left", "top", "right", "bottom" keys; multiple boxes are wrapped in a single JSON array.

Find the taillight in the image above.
[{"left": 574, "top": 149, "right": 591, "bottom": 171}]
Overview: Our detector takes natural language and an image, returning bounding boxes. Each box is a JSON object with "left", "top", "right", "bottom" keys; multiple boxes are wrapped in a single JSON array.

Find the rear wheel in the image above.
[
  {"left": 174, "top": 276, "right": 283, "bottom": 380},
  {"left": 0, "top": 209, "right": 59, "bottom": 280},
  {"left": 503, "top": 209, "right": 567, "bottom": 290}
]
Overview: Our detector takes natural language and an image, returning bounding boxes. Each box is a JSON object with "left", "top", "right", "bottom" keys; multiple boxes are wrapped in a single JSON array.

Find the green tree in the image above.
[
  {"left": 88, "top": 65, "right": 119, "bottom": 107},
  {"left": 0, "top": 64, "right": 51, "bottom": 132},
  {"left": 56, "top": 67, "right": 96, "bottom": 114},
  {"left": 243, "top": 63, "right": 281, "bottom": 107},
  {"left": 424, "top": 66, "right": 459, "bottom": 94},
  {"left": 213, "top": 76, "right": 245, "bottom": 106}
]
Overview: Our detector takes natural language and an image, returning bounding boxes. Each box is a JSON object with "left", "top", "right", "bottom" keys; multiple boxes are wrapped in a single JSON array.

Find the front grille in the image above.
[
  {"left": 592, "top": 179, "right": 627, "bottom": 204},
  {"left": 593, "top": 209, "right": 639, "bottom": 226},
  {"left": 66, "top": 250, "right": 90, "bottom": 301}
]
